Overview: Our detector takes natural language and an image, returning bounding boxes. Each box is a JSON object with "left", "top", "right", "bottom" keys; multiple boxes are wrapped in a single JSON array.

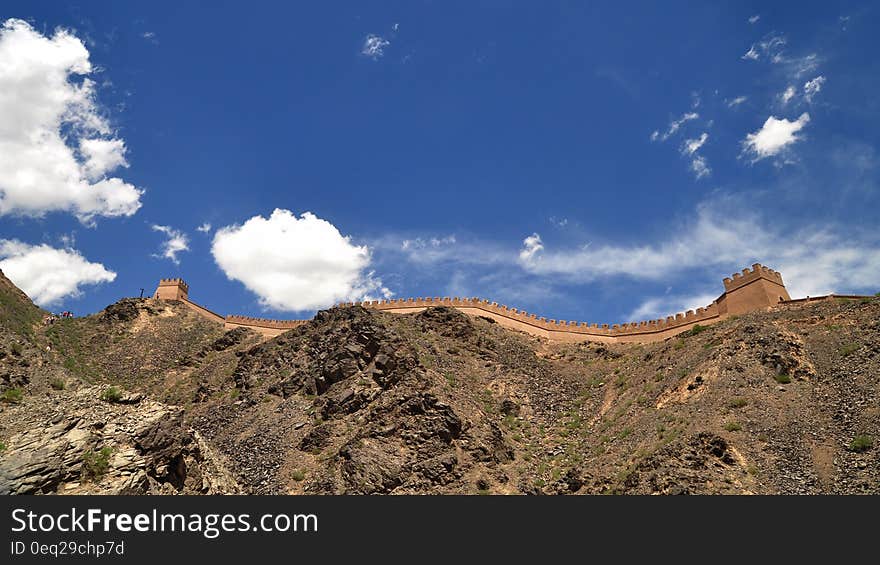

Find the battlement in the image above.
[
  {"left": 224, "top": 315, "right": 307, "bottom": 330},
  {"left": 722, "top": 263, "right": 784, "bottom": 292},
  {"left": 155, "top": 278, "right": 189, "bottom": 300},
  {"left": 151, "top": 263, "right": 793, "bottom": 343}
]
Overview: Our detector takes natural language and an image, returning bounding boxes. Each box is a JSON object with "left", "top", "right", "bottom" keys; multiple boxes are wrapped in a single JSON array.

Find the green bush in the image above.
[
  {"left": 49, "top": 377, "right": 66, "bottom": 391},
  {"left": 10, "top": 342, "right": 22, "bottom": 356},
  {"left": 849, "top": 435, "right": 873, "bottom": 453},
  {"left": 0, "top": 387, "right": 24, "bottom": 404},
  {"left": 729, "top": 398, "right": 748, "bottom": 409},
  {"left": 840, "top": 343, "right": 860, "bottom": 357},
  {"left": 0, "top": 441, "right": 6, "bottom": 453},
  {"left": 291, "top": 469, "right": 306, "bottom": 481},
  {"left": 724, "top": 422, "right": 742, "bottom": 432},
  {"left": 774, "top": 373, "right": 792, "bottom": 384},
  {"left": 685, "top": 324, "right": 708, "bottom": 337},
  {"left": 100, "top": 386, "right": 123, "bottom": 403},
  {"left": 82, "top": 447, "right": 112, "bottom": 481}
]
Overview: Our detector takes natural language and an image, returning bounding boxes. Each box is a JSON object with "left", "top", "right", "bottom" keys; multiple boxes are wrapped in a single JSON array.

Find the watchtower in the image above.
[
  {"left": 716, "top": 263, "right": 790, "bottom": 316},
  {"left": 154, "top": 278, "right": 189, "bottom": 301}
]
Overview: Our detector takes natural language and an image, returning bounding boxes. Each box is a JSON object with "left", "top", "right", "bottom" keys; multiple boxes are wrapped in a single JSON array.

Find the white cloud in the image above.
[
  {"left": 781, "top": 85, "right": 796, "bottom": 105},
  {"left": 0, "top": 239, "right": 115, "bottom": 305},
  {"left": 681, "top": 133, "right": 708, "bottom": 155},
  {"left": 748, "top": 15, "right": 761, "bottom": 24},
  {"left": 401, "top": 235, "right": 456, "bottom": 250},
  {"left": 151, "top": 225, "right": 190, "bottom": 264},
  {"left": 0, "top": 19, "right": 143, "bottom": 223},
  {"left": 141, "top": 31, "right": 158, "bottom": 44},
  {"left": 627, "top": 292, "right": 719, "bottom": 322},
  {"left": 742, "top": 113, "right": 810, "bottom": 161},
  {"left": 361, "top": 34, "right": 390, "bottom": 59},
  {"left": 742, "top": 33, "right": 786, "bottom": 62},
  {"left": 519, "top": 233, "right": 543, "bottom": 262},
  {"left": 804, "top": 75, "right": 826, "bottom": 102},
  {"left": 516, "top": 200, "right": 880, "bottom": 299},
  {"left": 726, "top": 96, "right": 747, "bottom": 108},
  {"left": 212, "top": 209, "right": 389, "bottom": 311},
  {"left": 680, "top": 133, "right": 710, "bottom": 179},
  {"left": 652, "top": 112, "right": 699, "bottom": 142},
  {"left": 689, "top": 155, "right": 711, "bottom": 179},
  {"left": 80, "top": 138, "right": 129, "bottom": 180},
  {"left": 196, "top": 222, "right": 212, "bottom": 233}
]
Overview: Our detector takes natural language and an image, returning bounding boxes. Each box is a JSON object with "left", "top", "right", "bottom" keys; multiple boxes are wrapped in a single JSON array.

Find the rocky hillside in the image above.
[{"left": 0, "top": 270, "right": 877, "bottom": 494}]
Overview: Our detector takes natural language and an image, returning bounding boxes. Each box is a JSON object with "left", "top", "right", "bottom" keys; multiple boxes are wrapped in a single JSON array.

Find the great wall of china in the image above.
[{"left": 150, "top": 262, "right": 870, "bottom": 344}]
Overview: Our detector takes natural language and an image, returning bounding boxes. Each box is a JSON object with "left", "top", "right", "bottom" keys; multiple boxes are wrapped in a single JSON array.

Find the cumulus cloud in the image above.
[
  {"left": 741, "top": 113, "right": 810, "bottom": 161},
  {"left": 748, "top": 15, "right": 761, "bottom": 24},
  {"left": 212, "top": 209, "right": 389, "bottom": 311},
  {"left": 781, "top": 85, "right": 797, "bottom": 105},
  {"left": 0, "top": 239, "right": 115, "bottom": 305},
  {"left": 651, "top": 112, "right": 699, "bottom": 142},
  {"left": 0, "top": 19, "right": 143, "bottom": 223},
  {"left": 361, "top": 34, "right": 390, "bottom": 59},
  {"left": 196, "top": 222, "right": 212, "bottom": 233},
  {"left": 726, "top": 96, "right": 748, "bottom": 108},
  {"left": 519, "top": 233, "right": 544, "bottom": 262},
  {"left": 804, "top": 75, "right": 826, "bottom": 102},
  {"left": 151, "top": 224, "right": 190, "bottom": 264}
]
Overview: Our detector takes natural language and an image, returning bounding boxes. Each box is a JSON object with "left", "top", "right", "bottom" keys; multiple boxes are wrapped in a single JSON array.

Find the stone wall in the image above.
[{"left": 152, "top": 263, "right": 801, "bottom": 343}]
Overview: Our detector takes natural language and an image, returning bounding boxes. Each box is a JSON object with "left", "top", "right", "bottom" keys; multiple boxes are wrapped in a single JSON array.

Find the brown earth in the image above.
[{"left": 0, "top": 269, "right": 877, "bottom": 494}]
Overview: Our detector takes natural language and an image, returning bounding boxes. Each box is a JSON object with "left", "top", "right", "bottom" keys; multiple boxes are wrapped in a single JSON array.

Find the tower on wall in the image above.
[
  {"left": 716, "top": 264, "right": 790, "bottom": 316},
  {"left": 154, "top": 278, "right": 189, "bottom": 301}
]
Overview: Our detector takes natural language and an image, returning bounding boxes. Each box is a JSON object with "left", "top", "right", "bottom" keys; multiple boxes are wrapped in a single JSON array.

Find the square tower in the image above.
[{"left": 155, "top": 278, "right": 189, "bottom": 301}]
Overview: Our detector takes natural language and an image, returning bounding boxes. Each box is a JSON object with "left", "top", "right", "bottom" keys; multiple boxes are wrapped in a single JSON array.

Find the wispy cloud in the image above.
[
  {"left": 748, "top": 15, "right": 761, "bottom": 25},
  {"left": 361, "top": 34, "right": 390, "bottom": 59},
  {"left": 804, "top": 75, "right": 826, "bottom": 102},
  {"left": 726, "top": 96, "right": 748, "bottom": 108},
  {"left": 650, "top": 112, "right": 699, "bottom": 142},
  {"left": 196, "top": 222, "right": 212, "bottom": 233},
  {"left": 741, "top": 32, "right": 786, "bottom": 62},
  {"left": 151, "top": 224, "right": 190, "bottom": 264}
]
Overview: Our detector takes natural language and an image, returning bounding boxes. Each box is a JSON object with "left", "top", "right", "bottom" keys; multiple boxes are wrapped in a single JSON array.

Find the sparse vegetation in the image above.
[
  {"left": 774, "top": 373, "right": 792, "bottom": 384},
  {"left": 291, "top": 469, "right": 306, "bottom": 481},
  {"left": 684, "top": 324, "right": 708, "bottom": 337},
  {"left": 0, "top": 441, "right": 6, "bottom": 453},
  {"left": 49, "top": 377, "right": 66, "bottom": 391},
  {"left": 729, "top": 398, "right": 748, "bottom": 409},
  {"left": 849, "top": 435, "right": 873, "bottom": 453},
  {"left": 673, "top": 339, "right": 685, "bottom": 350},
  {"left": 81, "top": 447, "right": 112, "bottom": 482},
  {"left": 840, "top": 343, "right": 860, "bottom": 357},
  {"left": 0, "top": 387, "right": 24, "bottom": 404},
  {"left": 100, "top": 386, "right": 123, "bottom": 403},
  {"left": 10, "top": 342, "right": 22, "bottom": 356},
  {"left": 724, "top": 422, "right": 742, "bottom": 432}
]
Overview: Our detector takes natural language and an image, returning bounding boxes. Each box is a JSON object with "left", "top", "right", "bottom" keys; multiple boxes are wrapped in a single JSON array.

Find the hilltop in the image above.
[{"left": 0, "top": 271, "right": 877, "bottom": 494}]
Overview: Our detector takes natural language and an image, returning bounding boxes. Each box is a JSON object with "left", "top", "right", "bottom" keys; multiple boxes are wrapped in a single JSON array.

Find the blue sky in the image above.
[{"left": 0, "top": 1, "right": 878, "bottom": 325}]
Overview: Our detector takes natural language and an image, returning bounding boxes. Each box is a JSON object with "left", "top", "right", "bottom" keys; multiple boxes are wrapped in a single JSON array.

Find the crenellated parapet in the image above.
[
  {"left": 150, "top": 263, "right": 793, "bottom": 343},
  {"left": 224, "top": 315, "right": 307, "bottom": 329},
  {"left": 155, "top": 278, "right": 189, "bottom": 300},
  {"left": 722, "top": 263, "right": 785, "bottom": 292}
]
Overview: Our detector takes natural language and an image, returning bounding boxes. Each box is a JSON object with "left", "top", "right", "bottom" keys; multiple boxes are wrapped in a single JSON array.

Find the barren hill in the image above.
[{"left": 0, "top": 271, "right": 877, "bottom": 494}]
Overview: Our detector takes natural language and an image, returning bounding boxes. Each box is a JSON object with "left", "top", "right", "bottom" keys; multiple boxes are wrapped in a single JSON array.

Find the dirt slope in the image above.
[{"left": 0, "top": 276, "right": 877, "bottom": 494}]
